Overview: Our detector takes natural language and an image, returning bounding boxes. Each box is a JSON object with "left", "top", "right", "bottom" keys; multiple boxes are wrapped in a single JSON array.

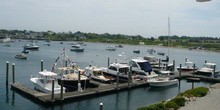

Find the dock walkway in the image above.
[{"left": 11, "top": 80, "right": 148, "bottom": 104}]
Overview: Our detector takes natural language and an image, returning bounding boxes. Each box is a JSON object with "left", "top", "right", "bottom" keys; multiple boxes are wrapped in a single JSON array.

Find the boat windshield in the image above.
[
  {"left": 137, "top": 62, "right": 152, "bottom": 72},
  {"left": 119, "top": 67, "right": 129, "bottom": 74},
  {"left": 93, "top": 71, "right": 102, "bottom": 76}
]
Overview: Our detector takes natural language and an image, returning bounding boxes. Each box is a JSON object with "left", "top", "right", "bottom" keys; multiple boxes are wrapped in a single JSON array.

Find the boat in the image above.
[
  {"left": 30, "top": 70, "right": 65, "bottom": 94},
  {"left": 148, "top": 76, "right": 178, "bottom": 87},
  {"left": 44, "top": 42, "right": 50, "bottom": 46},
  {"left": 56, "top": 67, "right": 90, "bottom": 91},
  {"left": 51, "top": 51, "right": 90, "bottom": 91},
  {"left": 70, "top": 47, "right": 84, "bottom": 52},
  {"left": 196, "top": 62, "right": 216, "bottom": 75},
  {"left": 70, "top": 44, "right": 84, "bottom": 52},
  {"left": 129, "top": 57, "right": 158, "bottom": 79},
  {"left": 84, "top": 66, "right": 115, "bottom": 84},
  {"left": 143, "top": 56, "right": 160, "bottom": 68},
  {"left": 186, "top": 77, "right": 200, "bottom": 82},
  {"left": 15, "top": 53, "right": 27, "bottom": 59},
  {"left": 102, "top": 62, "right": 130, "bottom": 82},
  {"left": 177, "top": 61, "right": 198, "bottom": 72},
  {"left": 23, "top": 42, "right": 39, "bottom": 50},
  {"left": 133, "top": 50, "right": 140, "bottom": 54},
  {"left": 21, "top": 49, "right": 29, "bottom": 53},
  {"left": 115, "top": 44, "right": 123, "bottom": 48},
  {"left": 105, "top": 46, "right": 116, "bottom": 51}
]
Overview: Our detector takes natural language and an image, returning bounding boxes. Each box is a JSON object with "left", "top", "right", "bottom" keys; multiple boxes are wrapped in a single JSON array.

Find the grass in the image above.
[{"left": 137, "top": 87, "right": 209, "bottom": 110}]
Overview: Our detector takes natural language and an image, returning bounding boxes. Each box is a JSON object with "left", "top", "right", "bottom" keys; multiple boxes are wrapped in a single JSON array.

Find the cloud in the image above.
[{"left": 0, "top": 0, "right": 219, "bottom": 37}]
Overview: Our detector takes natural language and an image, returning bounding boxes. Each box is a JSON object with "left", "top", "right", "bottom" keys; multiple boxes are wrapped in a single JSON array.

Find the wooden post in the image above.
[
  {"left": 12, "top": 63, "right": 15, "bottom": 83},
  {"left": 128, "top": 66, "right": 132, "bottom": 87},
  {"left": 51, "top": 80, "right": 55, "bottom": 102},
  {"left": 78, "top": 71, "right": 81, "bottom": 83},
  {"left": 179, "top": 64, "right": 182, "bottom": 77},
  {"left": 99, "top": 103, "right": 103, "bottom": 110},
  {"left": 205, "top": 60, "right": 207, "bottom": 63},
  {"left": 65, "top": 60, "right": 68, "bottom": 67},
  {"left": 41, "top": 60, "right": 43, "bottom": 71},
  {"left": 6, "top": 61, "right": 9, "bottom": 86},
  {"left": 107, "top": 57, "right": 110, "bottom": 67},
  {"left": 172, "top": 60, "right": 175, "bottom": 72},
  {"left": 193, "top": 63, "right": 195, "bottom": 77},
  {"left": 159, "top": 59, "right": 161, "bottom": 69},
  {"left": 116, "top": 72, "right": 119, "bottom": 90},
  {"left": 60, "top": 79, "right": 64, "bottom": 100},
  {"left": 213, "top": 65, "right": 216, "bottom": 74}
]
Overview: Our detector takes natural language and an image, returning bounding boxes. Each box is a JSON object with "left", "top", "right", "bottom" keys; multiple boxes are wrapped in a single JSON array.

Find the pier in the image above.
[
  {"left": 8, "top": 61, "right": 220, "bottom": 105},
  {"left": 11, "top": 80, "right": 148, "bottom": 104}
]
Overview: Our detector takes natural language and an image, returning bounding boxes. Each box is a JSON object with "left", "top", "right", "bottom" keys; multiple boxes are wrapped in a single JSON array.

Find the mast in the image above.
[{"left": 168, "top": 17, "right": 171, "bottom": 58}]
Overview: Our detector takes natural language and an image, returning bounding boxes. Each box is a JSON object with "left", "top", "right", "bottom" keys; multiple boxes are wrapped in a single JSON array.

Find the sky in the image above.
[{"left": 0, "top": 0, "right": 219, "bottom": 38}]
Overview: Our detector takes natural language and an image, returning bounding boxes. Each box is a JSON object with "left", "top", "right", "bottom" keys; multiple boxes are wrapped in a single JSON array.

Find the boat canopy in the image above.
[{"left": 39, "top": 70, "right": 57, "bottom": 76}]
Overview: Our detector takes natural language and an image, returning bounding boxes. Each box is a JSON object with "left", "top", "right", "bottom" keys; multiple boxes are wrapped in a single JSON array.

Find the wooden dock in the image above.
[
  {"left": 10, "top": 71, "right": 220, "bottom": 105},
  {"left": 11, "top": 80, "right": 148, "bottom": 104}
]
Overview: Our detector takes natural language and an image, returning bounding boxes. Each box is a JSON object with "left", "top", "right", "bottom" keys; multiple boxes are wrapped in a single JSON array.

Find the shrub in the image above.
[
  {"left": 171, "top": 96, "right": 186, "bottom": 106},
  {"left": 182, "top": 87, "right": 209, "bottom": 97},
  {"left": 137, "top": 102, "right": 165, "bottom": 110},
  {"left": 165, "top": 101, "right": 179, "bottom": 110}
]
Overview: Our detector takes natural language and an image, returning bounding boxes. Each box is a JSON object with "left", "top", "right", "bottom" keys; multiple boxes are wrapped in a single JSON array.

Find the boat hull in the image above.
[
  {"left": 148, "top": 79, "right": 178, "bottom": 87},
  {"left": 30, "top": 78, "right": 64, "bottom": 94},
  {"left": 58, "top": 79, "right": 90, "bottom": 91},
  {"left": 102, "top": 72, "right": 128, "bottom": 83}
]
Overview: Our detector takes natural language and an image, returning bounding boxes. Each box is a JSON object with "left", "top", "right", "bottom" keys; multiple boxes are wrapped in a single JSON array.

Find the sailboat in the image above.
[{"left": 148, "top": 17, "right": 178, "bottom": 87}]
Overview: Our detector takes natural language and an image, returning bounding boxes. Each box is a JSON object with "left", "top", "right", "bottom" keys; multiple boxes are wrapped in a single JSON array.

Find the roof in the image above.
[
  {"left": 205, "top": 63, "right": 216, "bottom": 66},
  {"left": 39, "top": 70, "right": 57, "bottom": 76}
]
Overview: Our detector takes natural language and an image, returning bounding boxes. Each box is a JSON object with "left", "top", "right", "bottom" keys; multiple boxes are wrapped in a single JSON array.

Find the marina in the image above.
[{"left": 1, "top": 40, "right": 220, "bottom": 110}]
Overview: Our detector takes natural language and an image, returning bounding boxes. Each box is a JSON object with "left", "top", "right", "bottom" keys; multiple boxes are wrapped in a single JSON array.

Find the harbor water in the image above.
[{"left": 0, "top": 40, "right": 219, "bottom": 110}]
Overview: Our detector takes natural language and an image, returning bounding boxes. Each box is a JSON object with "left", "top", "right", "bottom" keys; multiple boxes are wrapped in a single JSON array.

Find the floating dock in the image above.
[
  {"left": 11, "top": 80, "right": 148, "bottom": 104},
  {"left": 10, "top": 70, "right": 220, "bottom": 105}
]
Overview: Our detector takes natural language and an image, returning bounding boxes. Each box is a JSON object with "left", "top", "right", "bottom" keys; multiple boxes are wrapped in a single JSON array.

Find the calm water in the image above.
[{"left": 0, "top": 40, "right": 219, "bottom": 110}]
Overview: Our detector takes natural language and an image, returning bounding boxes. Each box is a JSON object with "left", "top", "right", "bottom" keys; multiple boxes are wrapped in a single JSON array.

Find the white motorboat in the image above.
[
  {"left": 197, "top": 62, "right": 216, "bottom": 75},
  {"left": 148, "top": 77, "right": 178, "bottom": 87},
  {"left": 177, "top": 61, "right": 198, "bottom": 72},
  {"left": 102, "top": 62, "right": 130, "bottom": 82},
  {"left": 84, "top": 66, "right": 115, "bottom": 83},
  {"left": 105, "top": 46, "right": 116, "bottom": 51},
  {"left": 23, "top": 42, "right": 39, "bottom": 50},
  {"left": 129, "top": 57, "right": 158, "bottom": 79},
  {"left": 30, "top": 70, "right": 65, "bottom": 94}
]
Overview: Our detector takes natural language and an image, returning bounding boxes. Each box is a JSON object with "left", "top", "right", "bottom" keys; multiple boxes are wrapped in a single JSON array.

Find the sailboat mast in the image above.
[{"left": 168, "top": 17, "right": 171, "bottom": 57}]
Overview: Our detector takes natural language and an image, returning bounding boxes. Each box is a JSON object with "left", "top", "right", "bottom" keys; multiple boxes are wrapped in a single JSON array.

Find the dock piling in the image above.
[
  {"left": 12, "top": 63, "right": 15, "bottom": 83},
  {"left": 51, "top": 80, "right": 55, "bottom": 102},
  {"left": 60, "top": 79, "right": 64, "bottom": 100},
  {"left": 99, "top": 103, "right": 103, "bottom": 110},
  {"left": 116, "top": 72, "right": 119, "bottom": 90},
  {"left": 41, "top": 60, "right": 43, "bottom": 71},
  {"left": 159, "top": 59, "right": 161, "bottom": 69},
  {"left": 128, "top": 66, "right": 132, "bottom": 87},
  {"left": 179, "top": 64, "right": 182, "bottom": 77},
  {"left": 6, "top": 61, "right": 9, "bottom": 86},
  {"left": 193, "top": 63, "right": 195, "bottom": 76},
  {"left": 107, "top": 57, "right": 110, "bottom": 67},
  {"left": 172, "top": 60, "right": 175, "bottom": 72}
]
